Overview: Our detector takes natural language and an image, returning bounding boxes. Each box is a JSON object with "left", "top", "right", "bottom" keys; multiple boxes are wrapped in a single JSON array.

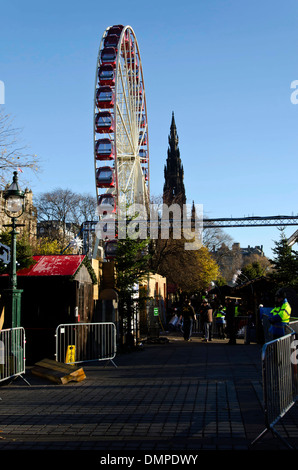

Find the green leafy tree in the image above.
[
  {"left": 0, "top": 230, "right": 34, "bottom": 274},
  {"left": 269, "top": 228, "right": 298, "bottom": 288},
  {"left": 114, "top": 236, "right": 151, "bottom": 347},
  {"left": 240, "top": 261, "right": 266, "bottom": 281},
  {"left": 151, "top": 237, "right": 219, "bottom": 294},
  {"left": 31, "top": 236, "right": 74, "bottom": 255}
]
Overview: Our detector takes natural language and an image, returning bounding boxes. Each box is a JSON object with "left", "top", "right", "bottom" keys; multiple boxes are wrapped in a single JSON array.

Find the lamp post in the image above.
[{"left": 3, "top": 171, "right": 25, "bottom": 328}]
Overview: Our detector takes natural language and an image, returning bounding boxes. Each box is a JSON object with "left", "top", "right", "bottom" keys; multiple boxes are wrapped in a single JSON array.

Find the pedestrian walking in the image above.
[
  {"left": 182, "top": 298, "right": 196, "bottom": 341},
  {"left": 201, "top": 298, "right": 213, "bottom": 342}
]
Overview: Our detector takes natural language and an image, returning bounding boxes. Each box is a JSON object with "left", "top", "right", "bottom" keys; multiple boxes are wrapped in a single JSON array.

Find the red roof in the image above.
[{"left": 16, "top": 255, "right": 86, "bottom": 277}]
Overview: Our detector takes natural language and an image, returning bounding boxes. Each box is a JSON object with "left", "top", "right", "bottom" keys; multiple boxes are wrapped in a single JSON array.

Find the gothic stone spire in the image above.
[{"left": 163, "top": 112, "right": 186, "bottom": 206}]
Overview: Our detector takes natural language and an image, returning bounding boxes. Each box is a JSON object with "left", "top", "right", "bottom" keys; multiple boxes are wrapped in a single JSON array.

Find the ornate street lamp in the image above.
[{"left": 3, "top": 171, "right": 25, "bottom": 328}]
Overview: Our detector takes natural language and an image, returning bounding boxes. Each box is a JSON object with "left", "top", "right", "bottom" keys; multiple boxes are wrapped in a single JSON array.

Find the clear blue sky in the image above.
[{"left": 1, "top": 0, "right": 298, "bottom": 257}]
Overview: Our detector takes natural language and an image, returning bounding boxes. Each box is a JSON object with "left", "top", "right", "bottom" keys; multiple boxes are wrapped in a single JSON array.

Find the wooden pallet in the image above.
[{"left": 31, "top": 358, "right": 86, "bottom": 384}]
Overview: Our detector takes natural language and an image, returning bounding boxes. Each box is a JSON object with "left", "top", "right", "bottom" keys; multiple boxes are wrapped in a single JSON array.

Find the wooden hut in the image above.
[{"left": 0, "top": 255, "right": 98, "bottom": 363}]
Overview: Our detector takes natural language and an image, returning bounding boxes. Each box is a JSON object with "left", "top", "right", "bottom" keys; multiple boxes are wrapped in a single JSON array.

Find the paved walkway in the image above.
[{"left": 0, "top": 332, "right": 297, "bottom": 460}]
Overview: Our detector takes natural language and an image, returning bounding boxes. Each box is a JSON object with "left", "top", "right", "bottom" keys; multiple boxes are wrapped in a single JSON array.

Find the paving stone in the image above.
[{"left": 0, "top": 334, "right": 297, "bottom": 458}]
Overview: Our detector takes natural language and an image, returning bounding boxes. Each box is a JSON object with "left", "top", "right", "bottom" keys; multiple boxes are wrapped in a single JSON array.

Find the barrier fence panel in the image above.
[
  {"left": 55, "top": 322, "right": 117, "bottom": 366},
  {"left": 0, "top": 327, "right": 27, "bottom": 384},
  {"left": 262, "top": 316, "right": 298, "bottom": 342},
  {"left": 252, "top": 328, "right": 298, "bottom": 448},
  {"left": 289, "top": 320, "right": 298, "bottom": 335}
]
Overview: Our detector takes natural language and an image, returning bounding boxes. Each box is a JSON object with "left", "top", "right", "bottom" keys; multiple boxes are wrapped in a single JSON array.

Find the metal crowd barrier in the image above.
[
  {"left": 289, "top": 319, "right": 298, "bottom": 335},
  {"left": 0, "top": 327, "right": 29, "bottom": 384},
  {"left": 55, "top": 322, "right": 117, "bottom": 367},
  {"left": 252, "top": 325, "right": 298, "bottom": 448}
]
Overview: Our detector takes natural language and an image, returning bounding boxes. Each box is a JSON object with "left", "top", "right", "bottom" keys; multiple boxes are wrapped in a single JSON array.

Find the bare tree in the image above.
[
  {"left": 0, "top": 109, "right": 39, "bottom": 187},
  {"left": 203, "top": 223, "right": 234, "bottom": 252},
  {"left": 35, "top": 188, "right": 97, "bottom": 245},
  {"left": 72, "top": 193, "right": 98, "bottom": 225}
]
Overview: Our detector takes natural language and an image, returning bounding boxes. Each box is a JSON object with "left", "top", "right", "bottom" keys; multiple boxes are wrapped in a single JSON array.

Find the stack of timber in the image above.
[{"left": 31, "top": 358, "right": 86, "bottom": 384}]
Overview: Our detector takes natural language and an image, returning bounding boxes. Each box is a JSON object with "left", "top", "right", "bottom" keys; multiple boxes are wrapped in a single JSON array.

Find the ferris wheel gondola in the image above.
[{"left": 94, "top": 25, "right": 150, "bottom": 255}]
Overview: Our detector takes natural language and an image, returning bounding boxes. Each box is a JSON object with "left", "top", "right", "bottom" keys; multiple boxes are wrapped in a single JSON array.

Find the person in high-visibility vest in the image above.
[
  {"left": 269, "top": 288, "right": 291, "bottom": 339},
  {"left": 215, "top": 305, "right": 226, "bottom": 339}
]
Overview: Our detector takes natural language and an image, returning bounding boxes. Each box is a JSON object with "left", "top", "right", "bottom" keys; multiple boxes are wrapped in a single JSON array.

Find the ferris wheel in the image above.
[{"left": 94, "top": 25, "right": 150, "bottom": 242}]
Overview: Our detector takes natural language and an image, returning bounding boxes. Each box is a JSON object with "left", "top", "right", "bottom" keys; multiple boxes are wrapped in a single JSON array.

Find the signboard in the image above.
[
  {"left": 0, "top": 243, "right": 10, "bottom": 264},
  {"left": 154, "top": 307, "right": 159, "bottom": 317},
  {"left": 65, "top": 345, "right": 76, "bottom": 364}
]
